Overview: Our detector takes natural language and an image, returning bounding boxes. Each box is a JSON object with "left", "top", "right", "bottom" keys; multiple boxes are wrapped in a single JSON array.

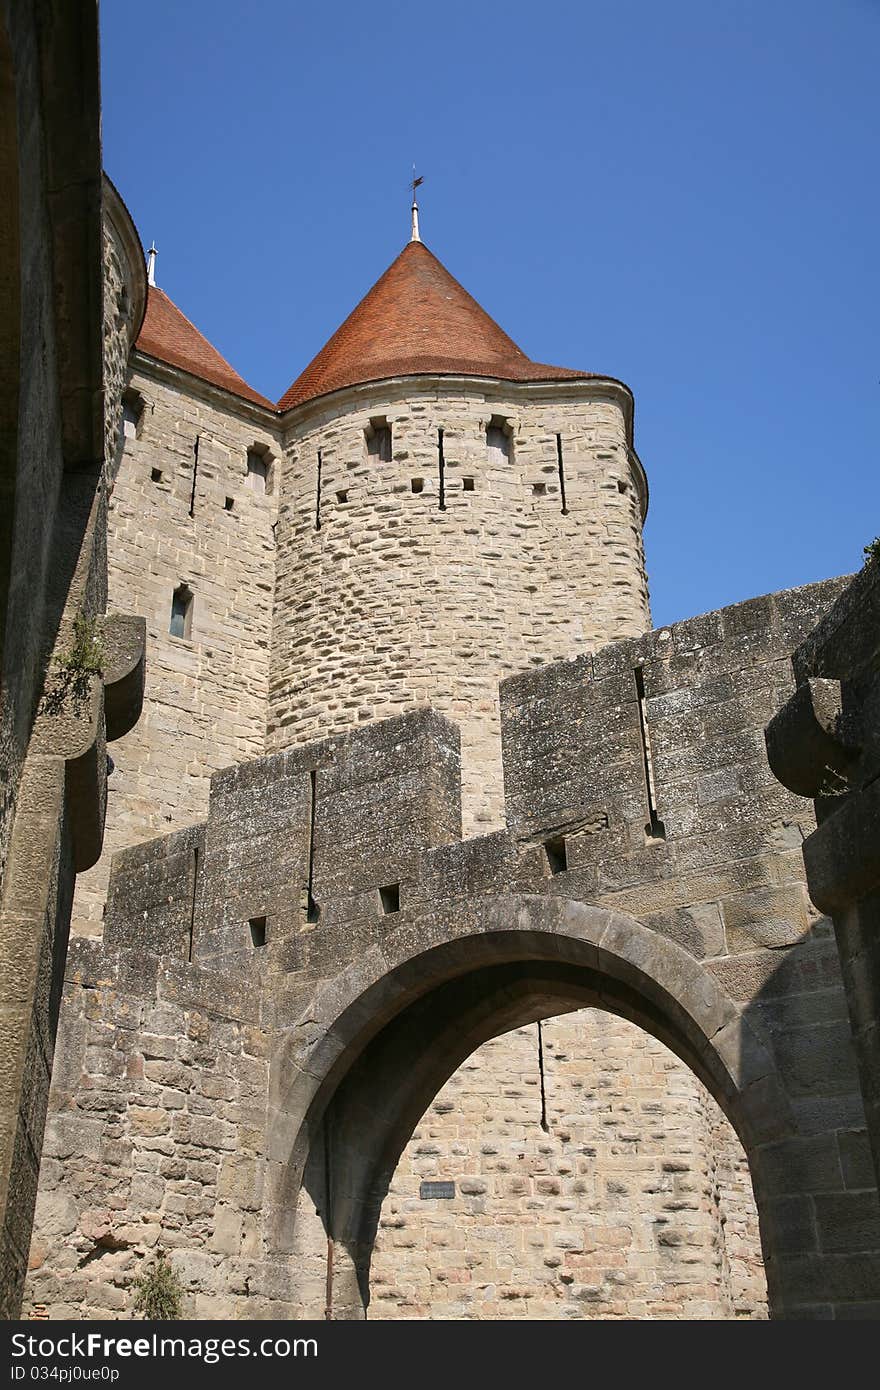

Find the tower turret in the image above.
[{"left": 270, "top": 239, "right": 650, "bottom": 831}]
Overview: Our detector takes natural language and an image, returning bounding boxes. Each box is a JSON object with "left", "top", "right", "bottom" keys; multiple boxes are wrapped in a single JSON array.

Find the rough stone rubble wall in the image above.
[
  {"left": 25, "top": 950, "right": 272, "bottom": 1320},
  {"left": 269, "top": 385, "right": 650, "bottom": 836},
  {"left": 371, "top": 1011, "right": 767, "bottom": 1319},
  {"left": 101, "top": 209, "right": 139, "bottom": 493},
  {"left": 69, "top": 369, "right": 280, "bottom": 938}
]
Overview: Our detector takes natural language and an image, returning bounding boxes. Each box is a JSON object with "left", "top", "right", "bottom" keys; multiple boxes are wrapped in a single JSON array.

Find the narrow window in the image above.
[
  {"left": 533, "top": 481, "right": 547, "bottom": 496},
  {"left": 635, "top": 666, "right": 666, "bottom": 841},
  {"left": 379, "top": 883, "right": 400, "bottom": 915},
  {"left": 169, "top": 583, "right": 193, "bottom": 640},
  {"left": 556, "top": 434, "right": 569, "bottom": 515},
  {"left": 151, "top": 468, "right": 163, "bottom": 483},
  {"left": 336, "top": 490, "right": 348, "bottom": 505},
  {"left": 617, "top": 479, "right": 628, "bottom": 495},
  {"left": 544, "top": 836, "right": 567, "bottom": 875},
  {"left": 305, "top": 769, "right": 319, "bottom": 923},
  {"left": 367, "top": 418, "right": 392, "bottom": 462},
  {"left": 224, "top": 496, "right": 234, "bottom": 511},
  {"left": 121, "top": 389, "right": 144, "bottom": 440},
  {"left": 411, "top": 477, "right": 424, "bottom": 494},
  {"left": 249, "top": 917, "right": 267, "bottom": 948},
  {"left": 245, "top": 447, "right": 269, "bottom": 495},
  {"left": 486, "top": 417, "right": 512, "bottom": 465},
  {"left": 188, "top": 846, "right": 199, "bottom": 964},
  {"left": 189, "top": 435, "right": 200, "bottom": 517},
  {"left": 462, "top": 477, "right": 475, "bottom": 492}
]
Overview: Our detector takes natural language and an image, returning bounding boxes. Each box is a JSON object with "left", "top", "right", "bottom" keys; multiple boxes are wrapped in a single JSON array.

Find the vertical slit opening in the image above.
[
  {"left": 188, "top": 846, "right": 199, "bottom": 963},
  {"left": 249, "top": 916, "right": 267, "bottom": 948},
  {"left": 537, "top": 1020, "right": 550, "bottom": 1133},
  {"left": 635, "top": 665, "right": 666, "bottom": 841},
  {"left": 556, "top": 433, "right": 568, "bottom": 515},
  {"left": 189, "top": 434, "right": 200, "bottom": 517},
  {"left": 306, "top": 769, "right": 319, "bottom": 922}
]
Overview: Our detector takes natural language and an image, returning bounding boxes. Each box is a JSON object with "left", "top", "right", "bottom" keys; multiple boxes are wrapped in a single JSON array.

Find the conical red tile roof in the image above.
[
  {"left": 278, "top": 241, "right": 596, "bottom": 411},
  {"left": 136, "top": 286, "right": 273, "bottom": 408}
]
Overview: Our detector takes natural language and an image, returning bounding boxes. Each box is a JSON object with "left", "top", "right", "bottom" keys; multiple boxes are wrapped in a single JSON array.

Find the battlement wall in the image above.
[{"left": 107, "top": 576, "right": 847, "bottom": 987}]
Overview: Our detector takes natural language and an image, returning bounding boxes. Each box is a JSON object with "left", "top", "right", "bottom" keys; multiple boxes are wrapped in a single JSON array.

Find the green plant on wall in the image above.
[
  {"left": 864, "top": 537, "right": 880, "bottom": 566},
  {"left": 131, "top": 1251, "right": 183, "bottom": 1320},
  {"left": 40, "top": 613, "right": 104, "bottom": 717},
  {"left": 56, "top": 614, "right": 104, "bottom": 677}
]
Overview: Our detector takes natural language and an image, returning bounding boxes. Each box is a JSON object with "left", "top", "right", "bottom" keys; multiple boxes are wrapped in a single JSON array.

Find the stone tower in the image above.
[
  {"left": 27, "top": 215, "right": 773, "bottom": 1319},
  {"left": 268, "top": 234, "right": 650, "bottom": 833}
]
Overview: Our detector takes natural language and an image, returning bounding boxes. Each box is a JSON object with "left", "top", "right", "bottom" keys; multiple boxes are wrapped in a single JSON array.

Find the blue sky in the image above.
[{"left": 101, "top": 0, "right": 880, "bottom": 628}]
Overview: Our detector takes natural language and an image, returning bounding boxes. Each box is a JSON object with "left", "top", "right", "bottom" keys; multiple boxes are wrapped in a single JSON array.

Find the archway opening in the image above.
[
  {"left": 276, "top": 913, "right": 786, "bottom": 1319},
  {"left": 370, "top": 1008, "right": 767, "bottom": 1319}
]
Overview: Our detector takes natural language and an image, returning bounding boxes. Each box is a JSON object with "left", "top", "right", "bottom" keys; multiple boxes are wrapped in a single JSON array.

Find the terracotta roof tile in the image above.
[
  {"left": 136, "top": 286, "right": 273, "bottom": 408},
  {"left": 278, "top": 241, "right": 597, "bottom": 411}
]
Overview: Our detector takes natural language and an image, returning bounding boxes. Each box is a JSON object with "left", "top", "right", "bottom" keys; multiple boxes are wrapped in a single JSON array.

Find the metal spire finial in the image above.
[
  {"left": 147, "top": 241, "right": 158, "bottom": 287},
  {"left": 410, "top": 169, "right": 423, "bottom": 243}
]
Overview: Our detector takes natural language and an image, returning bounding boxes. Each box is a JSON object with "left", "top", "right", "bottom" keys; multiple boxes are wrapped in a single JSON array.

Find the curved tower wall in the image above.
[{"left": 270, "top": 378, "right": 650, "bottom": 833}]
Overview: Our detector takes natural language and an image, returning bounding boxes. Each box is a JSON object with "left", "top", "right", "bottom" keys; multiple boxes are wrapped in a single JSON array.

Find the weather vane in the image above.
[{"left": 410, "top": 167, "right": 423, "bottom": 243}]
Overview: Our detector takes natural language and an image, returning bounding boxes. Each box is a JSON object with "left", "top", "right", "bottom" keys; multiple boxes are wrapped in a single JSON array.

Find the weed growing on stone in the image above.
[{"left": 132, "top": 1251, "right": 183, "bottom": 1320}]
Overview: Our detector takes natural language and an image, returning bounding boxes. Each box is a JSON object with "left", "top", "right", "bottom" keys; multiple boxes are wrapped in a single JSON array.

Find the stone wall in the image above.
[
  {"left": 0, "top": 2, "right": 146, "bottom": 1314},
  {"left": 69, "top": 366, "right": 281, "bottom": 938},
  {"left": 766, "top": 558, "right": 880, "bottom": 1190},
  {"left": 270, "top": 380, "right": 649, "bottom": 836},
  {"left": 26, "top": 582, "right": 880, "bottom": 1319},
  {"left": 371, "top": 1011, "right": 767, "bottom": 1319}
]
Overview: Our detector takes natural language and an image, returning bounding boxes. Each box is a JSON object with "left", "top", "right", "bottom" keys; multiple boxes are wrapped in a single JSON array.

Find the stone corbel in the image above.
[
  {"left": 764, "top": 677, "right": 858, "bottom": 800},
  {"left": 101, "top": 613, "right": 146, "bottom": 741},
  {"left": 31, "top": 614, "right": 146, "bottom": 872}
]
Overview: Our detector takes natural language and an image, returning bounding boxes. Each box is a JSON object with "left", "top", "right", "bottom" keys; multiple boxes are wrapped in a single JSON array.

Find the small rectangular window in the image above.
[
  {"left": 462, "top": 477, "right": 475, "bottom": 492},
  {"left": 121, "top": 390, "right": 144, "bottom": 441},
  {"left": 249, "top": 917, "right": 267, "bottom": 947},
  {"left": 411, "top": 477, "right": 424, "bottom": 494},
  {"left": 151, "top": 468, "right": 163, "bottom": 483},
  {"left": 367, "top": 419, "right": 392, "bottom": 462},
  {"left": 544, "top": 836, "right": 567, "bottom": 875},
  {"left": 486, "top": 418, "right": 511, "bottom": 465},
  {"left": 379, "top": 883, "right": 400, "bottom": 915},
  {"left": 169, "top": 584, "right": 193, "bottom": 640},
  {"left": 245, "top": 448, "right": 269, "bottom": 495},
  {"left": 336, "top": 490, "right": 349, "bottom": 504},
  {"left": 224, "top": 496, "right": 234, "bottom": 511}
]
